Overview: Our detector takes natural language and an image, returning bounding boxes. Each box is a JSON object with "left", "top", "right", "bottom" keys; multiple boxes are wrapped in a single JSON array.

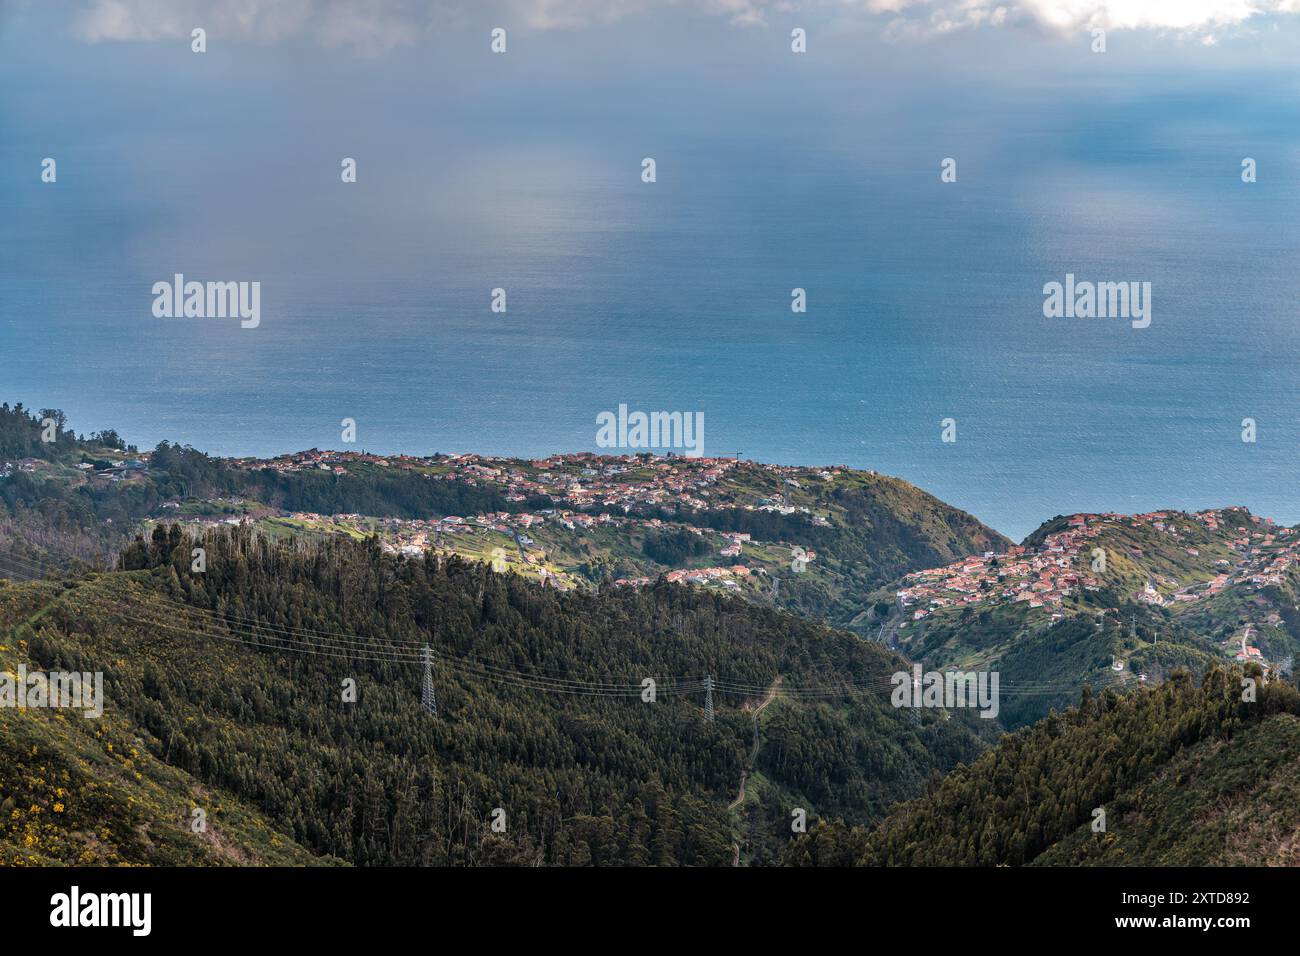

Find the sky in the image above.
[{"left": 47, "top": 1, "right": 1300, "bottom": 48}]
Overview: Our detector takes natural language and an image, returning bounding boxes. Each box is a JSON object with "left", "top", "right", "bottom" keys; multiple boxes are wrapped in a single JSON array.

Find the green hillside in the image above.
[
  {"left": 0, "top": 526, "right": 992, "bottom": 866},
  {"left": 9, "top": 400, "right": 1298, "bottom": 869},
  {"left": 0, "top": 582, "right": 330, "bottom": 866},
  {"left": 784, "top": 666, "right": 1300, "bottom": 866},
  {"left": 1034, "top": 711, "right": 1300, "bottom": 866}
]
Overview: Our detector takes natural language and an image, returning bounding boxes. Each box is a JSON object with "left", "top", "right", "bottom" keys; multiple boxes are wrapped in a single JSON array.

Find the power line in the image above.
[
  {"left": 421, "top": 643, "right": 437, "bottom": 717},
  {"left": 0, "top": 557, "right": 1154, "bottom": 706},
  {"left": 1, "top": 563, "right": 1131, "bottom": 702}
]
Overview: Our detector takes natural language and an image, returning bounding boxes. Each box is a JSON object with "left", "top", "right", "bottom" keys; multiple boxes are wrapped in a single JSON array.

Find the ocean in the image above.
[{"left": 3, "top": 18, "right": 1299, "bottom": 540}]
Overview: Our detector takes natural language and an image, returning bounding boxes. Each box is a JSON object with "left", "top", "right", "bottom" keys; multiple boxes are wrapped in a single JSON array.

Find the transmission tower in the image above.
[
  {"left": 421, "top": 643, "right": 437, "bottom": 717},
  {"left": 704, "top": 675, "right": 714, "bottom": 722}
]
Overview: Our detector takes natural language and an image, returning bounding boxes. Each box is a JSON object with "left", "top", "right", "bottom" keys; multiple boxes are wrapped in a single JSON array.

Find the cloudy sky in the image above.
[{"left": 42, "top": 0, "right": 1300, "bottom": 52}]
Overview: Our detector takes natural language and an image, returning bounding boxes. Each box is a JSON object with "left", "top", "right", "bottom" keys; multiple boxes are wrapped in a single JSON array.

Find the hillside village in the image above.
[
  {"left": 14, "top": 430, "right": 1295, "bottom": 679},
  {"left": 156, "top": 451, "right": 1300, "bottom": 676},
  {"left": 157, "top": 450, "right": 843, "bottom": 593},
  {"left": 896, "top": 506, "right": 1297, "bottom": 673},
  {"left": 226, "top": 447, "right": 846, "bottom": 519}
]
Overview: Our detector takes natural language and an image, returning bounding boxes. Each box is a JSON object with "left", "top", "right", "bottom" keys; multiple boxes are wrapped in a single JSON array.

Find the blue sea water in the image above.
[{"left": 2, "top": 15, "right": 1299, "bottom": 540}]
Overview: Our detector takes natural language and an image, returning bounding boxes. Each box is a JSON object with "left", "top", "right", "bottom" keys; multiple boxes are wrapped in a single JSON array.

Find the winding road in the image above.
[
  {"left": 729, "top": 676, "right": 783, "bottom": 865},
  {"left": 728, "top": 676, "right": 783, "bottom": 810}
]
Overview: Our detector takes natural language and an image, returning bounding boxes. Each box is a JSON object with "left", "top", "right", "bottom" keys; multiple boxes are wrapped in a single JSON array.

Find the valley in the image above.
[{"left": 2, "top": 401, "right": 1297, "bottom": 866}]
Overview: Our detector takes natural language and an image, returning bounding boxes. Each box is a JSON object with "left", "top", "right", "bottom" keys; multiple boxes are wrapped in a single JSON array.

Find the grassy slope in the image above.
[
  {"left": 1035, "top": 712, "right": 1300, "bottom": 866},
  {"left": 0, "top": 583, "right": 332, "bottom": 866},
  {"left": 808, "top": 669, "right": 1300, "bottom": 867}
]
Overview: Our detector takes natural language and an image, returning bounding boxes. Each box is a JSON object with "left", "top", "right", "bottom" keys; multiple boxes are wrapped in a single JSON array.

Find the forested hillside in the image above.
[
  {"left": 784, "top": 665, "right": 1300, "bottom": 866},
  {"left": 10, "top": 402, "right": 1294, "bottom": 869},
  {"left": 0, "top": 526, "right": 989, "bottom": 866}
]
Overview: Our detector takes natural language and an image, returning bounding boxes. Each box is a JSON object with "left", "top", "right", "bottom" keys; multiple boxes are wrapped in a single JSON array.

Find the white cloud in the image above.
[
  {"left": 876, "top": 0, "right": 1300, "bottom": 37},
  {"left": 70, "top": 0, "right": 783, "bottom": 52},
  {"left": 69, "top": 0, "right": 1300, "bottom": 52},
  {"left": 73, "top": 0, "right": 458, "bottom": 54}
]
